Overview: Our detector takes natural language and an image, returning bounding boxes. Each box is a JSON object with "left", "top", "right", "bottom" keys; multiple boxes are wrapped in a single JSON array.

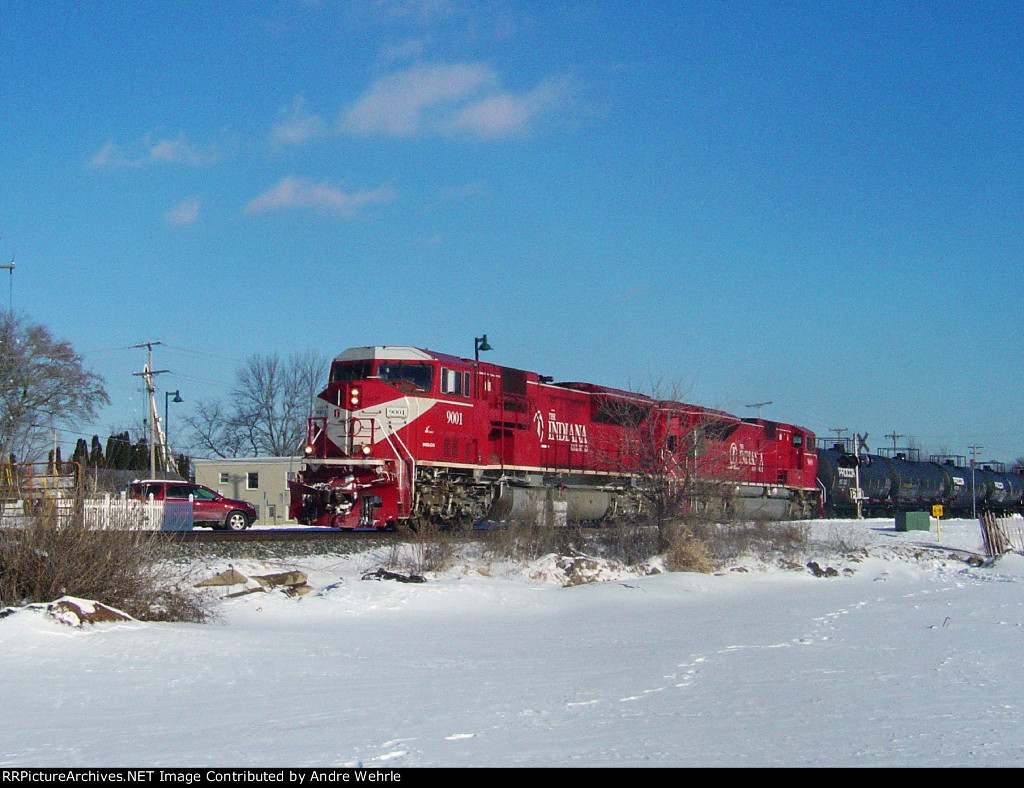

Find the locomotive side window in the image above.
[
  {"left": 379, "top": 362, "right": 434, "bottom": 392},
  {"left": 441, "top": 368, "right": 471, "bottom": 397}
]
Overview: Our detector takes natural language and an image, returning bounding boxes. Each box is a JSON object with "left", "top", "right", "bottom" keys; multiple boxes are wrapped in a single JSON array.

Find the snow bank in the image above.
[{"left": 3, "top": 517, "right": 1023, "bottom": 767}]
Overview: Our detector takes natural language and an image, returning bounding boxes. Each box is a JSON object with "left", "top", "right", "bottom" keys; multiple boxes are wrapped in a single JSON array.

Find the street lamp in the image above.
[
  {"left": 164, "top": 390, "right": 183, "bottom": 471},
  {"left": 474, "top": 334, "right": 492, "bottom": 363}
]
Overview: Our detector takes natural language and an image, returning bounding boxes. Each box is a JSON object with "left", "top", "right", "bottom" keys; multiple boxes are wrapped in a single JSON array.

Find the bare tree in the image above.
[
  {"left": 185, "top": 350, "right": 328, "bottom": 458},
  {"left": 0, "top": 313, "right": 109, "bottom": 463},
  {"left": 591, "top": 380, "right": 746, "bottom": 535},
  {"left": 184, "top": 399, "right": 251, "bottom": 459}
]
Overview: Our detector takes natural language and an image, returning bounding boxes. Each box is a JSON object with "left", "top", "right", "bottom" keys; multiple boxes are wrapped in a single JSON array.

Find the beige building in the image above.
[{"left": 193, "top": 456, "right": 304, "bottom": 526}]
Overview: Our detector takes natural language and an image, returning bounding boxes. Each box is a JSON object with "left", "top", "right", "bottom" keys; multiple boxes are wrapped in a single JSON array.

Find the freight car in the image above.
[
  {"left": 288, "top": 346, "right": 820, "bottom": 529},
  {"left": 816, "top": 446, "right": 1024, "bottom": 517}
]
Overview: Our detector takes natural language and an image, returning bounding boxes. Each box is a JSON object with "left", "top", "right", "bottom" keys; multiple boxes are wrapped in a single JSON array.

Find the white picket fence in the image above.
[
  {"left": 0, "top": 494, "right": 194, "bottom": 531},
  {"left": 82, "top": 495, "right": 194, "bottom": 531}
]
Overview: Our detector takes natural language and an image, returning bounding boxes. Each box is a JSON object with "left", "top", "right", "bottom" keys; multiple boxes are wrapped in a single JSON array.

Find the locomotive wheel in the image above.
[{"left": 224, "top": 510, "right": 250, "bottom": 531}]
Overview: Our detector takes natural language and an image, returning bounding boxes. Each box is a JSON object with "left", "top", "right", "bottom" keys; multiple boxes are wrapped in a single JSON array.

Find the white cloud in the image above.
[
  {"left": 271, "top": 96, "right": 327, "bottom": 146},
  {"left": 378, "top": 37, "right": 430, "bottom": 64},
  {"left": 341, "top": 62, "right": 495, "bottom": 136},
  {"left": 164, "top": 197, "right": 201, "bottom": 227},
  {"left": 452, "top": 76, "right": 571, "bottom": 137},
  {"left": 244, "top": 176, "right": 396, "bottom": 217},
  {"left": 90, "top": 135, "right": 219, "bottom": 169},
  {"left": 366, "top": 0, "right": 455, "bottom": 25},
  {"left": 340, "top": 62, "right": 570, "bottom": 138}
]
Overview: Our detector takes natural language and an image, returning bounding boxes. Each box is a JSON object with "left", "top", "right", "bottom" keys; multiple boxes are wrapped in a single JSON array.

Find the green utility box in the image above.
[{"left": 895, "top": 511, "right": 931, "bottom": 532}]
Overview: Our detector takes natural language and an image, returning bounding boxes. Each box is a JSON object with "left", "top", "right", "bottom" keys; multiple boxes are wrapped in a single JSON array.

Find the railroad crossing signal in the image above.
[{"left": 856, "top": 433, "right": 870, "bottom": 467}]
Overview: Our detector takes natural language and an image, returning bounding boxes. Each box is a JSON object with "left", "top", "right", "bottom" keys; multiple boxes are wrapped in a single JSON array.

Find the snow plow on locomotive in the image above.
[{"left": 288, "top": 346, "right": 821, "bottom": 530}]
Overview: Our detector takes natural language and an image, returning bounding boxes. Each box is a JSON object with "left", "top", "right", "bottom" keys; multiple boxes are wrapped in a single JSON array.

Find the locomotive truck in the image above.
[{"left": 288, "top": 346, "right": 820, "bottom": 529}]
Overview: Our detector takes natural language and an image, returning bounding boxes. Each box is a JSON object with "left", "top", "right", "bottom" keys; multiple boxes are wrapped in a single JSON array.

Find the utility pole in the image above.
[
  {"left": 969, "top": 444, "right": 984, "bottom": 520},
  {"left": 132, "top": 342, "right": 170, "bottom": 478},
  {"left": 885, "top": 432, "right": 903, "bottom": 453},
  {"left": 0, "top": 259, "right": 13, "bottom": 313},
  {"left": 746, "top": 401, "right": 772, "bottom": 419},
  {"left": 0, "top": 232, "right": 13, "bottom": 313},
  {"left": 829, "top": 427, "right": 849, "bottom": 450}
]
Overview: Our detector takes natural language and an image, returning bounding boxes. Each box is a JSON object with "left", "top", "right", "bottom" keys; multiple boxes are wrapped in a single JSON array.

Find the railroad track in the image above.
[{"left": 167, "top": 527, "right": 397, "bottom": 542}]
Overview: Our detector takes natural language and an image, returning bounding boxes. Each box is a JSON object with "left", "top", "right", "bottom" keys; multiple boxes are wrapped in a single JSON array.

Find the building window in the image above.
[
  {"left": 219, "top": 472, "right": 229, "bottom": 484},
  {"left": 267, "top": 504, "right": 277, "bottom": 519},
  {"left": 247, "top": 472, "right": 259, "bottom": 490}
]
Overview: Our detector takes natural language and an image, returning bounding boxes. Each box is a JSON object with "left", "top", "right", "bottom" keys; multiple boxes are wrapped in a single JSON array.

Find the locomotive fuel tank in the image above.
[{"left": 488, "top": 482, "right": 612, "bottom": 526}]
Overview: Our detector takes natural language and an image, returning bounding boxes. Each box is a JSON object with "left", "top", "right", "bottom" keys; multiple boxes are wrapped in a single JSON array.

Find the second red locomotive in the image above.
[{"left": 288, "top": 346, "right": 819, "bottom": 529}]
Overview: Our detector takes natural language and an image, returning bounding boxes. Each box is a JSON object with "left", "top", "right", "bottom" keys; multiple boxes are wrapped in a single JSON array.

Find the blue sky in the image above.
[{"left": 1, "top": 0, "right": 1022, "bottom": 464}]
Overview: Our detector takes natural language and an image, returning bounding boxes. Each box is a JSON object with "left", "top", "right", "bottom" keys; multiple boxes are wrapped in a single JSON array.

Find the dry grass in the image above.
[
  {"left": 383, "top": 523, "right": 461, "bottom": 575},
  {"left": 0, "top": 510, "right": 211, "bottom": 622},
  {"left": 674, "top": 518, "right": 812, "bottom": 569},
  {"left": 663, "top": 523, "right": 716, "bottom": 573}
]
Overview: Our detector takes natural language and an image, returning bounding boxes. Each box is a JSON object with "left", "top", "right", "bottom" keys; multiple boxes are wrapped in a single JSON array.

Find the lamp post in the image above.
[
  {"left": 164, "top": 390, "right": 183, "bottom": 472},
  {"left": 473, "top": 335, "right": 492, "bottom": 399},
  {"left": 474, "top": 334, "right": 492, "bottom": 363}
]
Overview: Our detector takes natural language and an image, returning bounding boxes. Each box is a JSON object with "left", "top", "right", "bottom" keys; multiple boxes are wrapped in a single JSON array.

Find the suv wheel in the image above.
[{"left": 224, "top": 510, "right": 250, "bottom": 532}]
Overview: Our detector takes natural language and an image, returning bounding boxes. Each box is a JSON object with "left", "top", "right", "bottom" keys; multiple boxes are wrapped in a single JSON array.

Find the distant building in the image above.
[{"left": 192, "top": 456, "right": 304, "bottom": 525}]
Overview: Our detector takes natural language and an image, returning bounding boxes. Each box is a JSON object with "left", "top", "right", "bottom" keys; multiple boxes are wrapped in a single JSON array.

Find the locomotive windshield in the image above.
[
  {"left": 331, "top": 361, "right": 373, "bottom": 383},
  {"left": 379, "top": 362, "right": 434, "bottom": 392}
]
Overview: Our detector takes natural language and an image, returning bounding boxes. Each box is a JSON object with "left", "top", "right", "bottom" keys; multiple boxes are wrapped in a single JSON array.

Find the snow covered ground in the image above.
[{"left": 3, "top": 517, "right": 1024, "bottom": 768}]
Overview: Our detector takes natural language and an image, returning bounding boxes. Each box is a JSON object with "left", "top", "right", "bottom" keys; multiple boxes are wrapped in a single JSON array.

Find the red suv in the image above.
[{"left": 127, "top": 480, "right": 258, "bottom": 531}]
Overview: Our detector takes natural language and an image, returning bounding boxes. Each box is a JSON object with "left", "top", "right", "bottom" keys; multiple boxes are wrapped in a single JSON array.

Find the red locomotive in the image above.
[{"left": 288, "top": 346, "right": 820, "bottom": 529}]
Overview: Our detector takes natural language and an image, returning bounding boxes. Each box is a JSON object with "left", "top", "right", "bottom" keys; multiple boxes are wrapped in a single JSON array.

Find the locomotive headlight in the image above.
[
  {"left": 304, "top": 444, "right": 314, "bottom": 455},
  {"left": 349, "top": 386, "right": 361, "bottom": 408},
  {"left": 360, "top": 444, "right": 372, "bottom": 456}
]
